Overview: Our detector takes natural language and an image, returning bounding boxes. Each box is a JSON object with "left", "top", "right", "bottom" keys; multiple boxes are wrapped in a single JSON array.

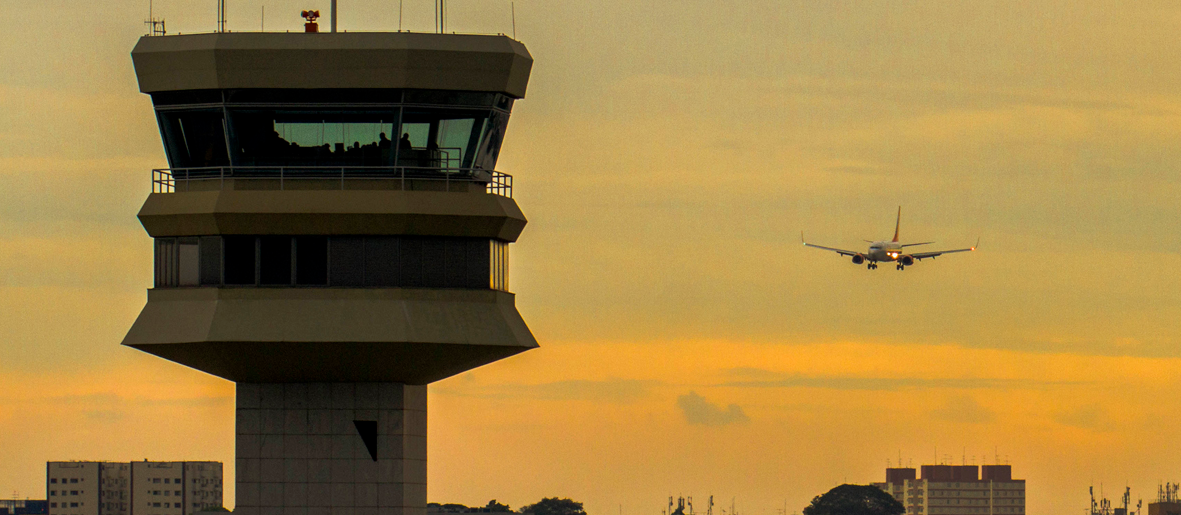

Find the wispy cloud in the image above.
[
  {"left": 719, "top": 367, "right": 1085, "bottom": 391},
  {"left": 676, "top": 391, "right": 749, "bottom": 427},
  {"left": 1053, "top": 405, "right": 1115, "bottom": 432},
  {"left": 435, "top": 378, "right": 659, "bottom": 404},
  {"left": 930, "top": 395, "right": 996, "bottom": 424}
]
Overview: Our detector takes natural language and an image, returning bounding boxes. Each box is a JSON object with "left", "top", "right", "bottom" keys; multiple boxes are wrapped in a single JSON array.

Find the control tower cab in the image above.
[{"left": 122, "top": 31, "right": 536, "bottom": 515}]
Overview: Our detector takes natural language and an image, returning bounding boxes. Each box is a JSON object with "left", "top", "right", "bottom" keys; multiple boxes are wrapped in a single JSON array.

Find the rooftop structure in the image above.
[
  {"left": 121, "top": 29, "right": 537, "bottom": 515},
  {"left": 874, "top": 465, "right": 1025, "bottom": 515}
]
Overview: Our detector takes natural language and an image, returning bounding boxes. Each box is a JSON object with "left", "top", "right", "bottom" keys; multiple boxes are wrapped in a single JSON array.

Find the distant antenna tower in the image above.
[
  {"left": 145, "top": 0, "right": 166, "bottom": 36},
  {"left": 435, "top": 0, "right": 446, "bottom": 33},
  {"left": 216, "top": 0, "right": 227, "bottom": 32},
  {"left": 707, "top": 496, "right": 714, "bottom": 515}
]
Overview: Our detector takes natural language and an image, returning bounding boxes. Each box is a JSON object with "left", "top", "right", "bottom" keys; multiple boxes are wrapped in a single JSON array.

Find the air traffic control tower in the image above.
[{"left": 121, "top": 29, "right": 537, "bottom": 515}]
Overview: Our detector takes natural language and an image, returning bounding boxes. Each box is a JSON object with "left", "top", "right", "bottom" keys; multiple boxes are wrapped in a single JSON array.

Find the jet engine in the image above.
[
  {"left": 900, "top": 256, "right": 914, "bottom": 266},
  {"left": 852, "top": 255, "right": 865, "bottom": 265}
]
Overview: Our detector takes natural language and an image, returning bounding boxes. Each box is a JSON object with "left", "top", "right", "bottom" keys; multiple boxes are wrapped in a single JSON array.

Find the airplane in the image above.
[{"left": 802, "top": 207, "right": 977, "bottom": 270}]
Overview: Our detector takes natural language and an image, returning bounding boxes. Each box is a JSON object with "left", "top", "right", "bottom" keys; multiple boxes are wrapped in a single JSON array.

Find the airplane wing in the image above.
[
  {"left": 906, "top": 239, "right": 979, "bottom": 261},
  {"left": 802, "top": 233, "right": 862, "bottom": 257}
]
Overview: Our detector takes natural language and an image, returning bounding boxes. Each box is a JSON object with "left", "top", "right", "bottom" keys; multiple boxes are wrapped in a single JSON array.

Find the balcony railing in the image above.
[{"left": 151, "top": 166, "right": 513, "bottom": 198}]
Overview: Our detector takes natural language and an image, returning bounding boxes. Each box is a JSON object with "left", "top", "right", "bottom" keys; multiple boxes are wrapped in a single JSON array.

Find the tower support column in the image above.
[{"left": 234, "top": 383, "right": 427, "bottom": 515}]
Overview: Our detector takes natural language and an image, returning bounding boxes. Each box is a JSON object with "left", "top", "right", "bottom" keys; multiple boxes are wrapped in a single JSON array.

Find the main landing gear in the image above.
[
  {"left": 896, "top": 264, "right": 905, "bottom": 270},
  {"left": 867, "top": 262, "right": 878, "bottom": 270}
]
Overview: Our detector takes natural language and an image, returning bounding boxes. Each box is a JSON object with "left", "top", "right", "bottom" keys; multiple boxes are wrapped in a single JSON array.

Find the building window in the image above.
[
  {"left": 51, "top": 479, "right": 58, "bottom": 484},
  {"left": 158, "top": 109, "right": 230, "bottom": 168},
  {"left": 156, "top": 235, "right": 497, "bottom": 289},
  {"left": 490, "top": 240, "right": 509, "bottom": 291},
  {"left": 70, "top": 479, "right": 78, "bottom": 484}
]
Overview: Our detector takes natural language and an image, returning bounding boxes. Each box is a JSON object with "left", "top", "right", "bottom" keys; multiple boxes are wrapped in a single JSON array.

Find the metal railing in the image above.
[{"left": 152, "top": 166, "right": 512, "bottom": 198}]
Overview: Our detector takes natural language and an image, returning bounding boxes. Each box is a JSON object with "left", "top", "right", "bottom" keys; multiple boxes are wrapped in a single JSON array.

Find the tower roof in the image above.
[{"left": 131, "top": 32, "right": 533, "bottom": 97}]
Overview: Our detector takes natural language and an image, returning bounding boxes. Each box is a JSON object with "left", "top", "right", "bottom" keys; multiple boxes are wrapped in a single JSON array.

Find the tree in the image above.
[
  {"left": 802, "top": 484, "right": 905, "bottom": 515},
  {"left": 486, "top": 500, "right": 513, "bottom": 513},
  {"left": 520, "top": 498, "right": 586, "bottom": 515}
]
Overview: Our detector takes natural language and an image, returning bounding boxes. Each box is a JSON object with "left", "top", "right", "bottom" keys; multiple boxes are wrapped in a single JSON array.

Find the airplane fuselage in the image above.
[
  {"left": 867, "top": 241, "right": 903, "bottom": 262},
  {"left": 801, "top": 206, "right": 976, "bottom": 270}
]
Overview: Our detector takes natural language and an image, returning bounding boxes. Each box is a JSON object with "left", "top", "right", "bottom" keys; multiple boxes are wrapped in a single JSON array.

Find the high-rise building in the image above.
[
  {"left": 46, "top": 461, "right": 222, "bottom": 515},
  {"left": 121, "top": 21, "right": 537, "bottom": 515},
  {"left": 0, "top": 500, "right": 49, "bottom": 515},
  {"left": 874, "top": 465, "right": 1025, "bottom": 515},
  {"left": 1148, "top": 483, "right": 1181, "bottom": 515}
]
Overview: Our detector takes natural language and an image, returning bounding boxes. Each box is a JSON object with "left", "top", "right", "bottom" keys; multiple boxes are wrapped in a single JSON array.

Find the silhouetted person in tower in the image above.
[
  {"left": 379, "top": 132, "right": 391, "bottom": 148},
  {"left": 399, "top": 133, "right": 413, "bottom": 150}
]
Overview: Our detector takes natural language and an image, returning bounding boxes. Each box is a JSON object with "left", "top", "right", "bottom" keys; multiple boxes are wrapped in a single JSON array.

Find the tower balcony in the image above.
[{"left": 152, "top": 165, "right": 513, "bottom": 197}]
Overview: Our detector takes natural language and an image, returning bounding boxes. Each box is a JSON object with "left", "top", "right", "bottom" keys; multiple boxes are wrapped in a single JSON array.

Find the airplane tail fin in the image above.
[{"left": 892, "top": 206, "right": 901, "bottom": 242}]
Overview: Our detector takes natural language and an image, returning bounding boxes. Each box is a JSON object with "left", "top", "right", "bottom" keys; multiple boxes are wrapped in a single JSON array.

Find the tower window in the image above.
[{"left": 154, "top": 236, "right": 504, "bottom": 290}]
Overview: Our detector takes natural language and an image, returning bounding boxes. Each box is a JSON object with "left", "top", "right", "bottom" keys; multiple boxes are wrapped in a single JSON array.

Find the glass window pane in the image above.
[
  {"left": 178, "top": 238, "right": 200, "bottom": 286},
  {"left": 158, "top": 110, "right": 230, "bottom": 168},
  {"left": 422, "top": 239, "right": 446, "bottom": 286},
  {"left": 473, "top": 111, "right": 510, "bottom": 170},
  {"left": 229, "top": 110, "right": 396, "bottom": 167},
  {"left": 400, "top": 238, "right": 423, "bottom": 287},
  {"left": 399, "top": 109, "right": 488, "bottom": 170},
  {"left": 364, "top": 237, "right": 399, "bottom": 287},
  {"left": 155, "top": 239, "right": 177, "bottom": 287},
  {"left": 223, "top": 236, "right": 256, "bottom": 285},
  {"left": 295, "top": 237, "right": 328, "bottom": 286},
  {"left": 259, "top": 237, "right": 292, "bottom": 285},
  {"left": 329, "top": 237, "right": 364, "bottom": 286},
  {"left": 200, "top": 236, "right": 222, "bottom": 285}
]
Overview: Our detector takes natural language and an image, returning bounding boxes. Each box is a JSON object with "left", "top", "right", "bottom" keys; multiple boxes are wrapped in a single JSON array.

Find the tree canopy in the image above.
[
  {"left": 520, "top": 498, "right": 586, "bottom": 515},
  {"left": 802, "top": 484, "right": 905, "bottom": 515},
  {"left": 486, "top": 500, "right": 513, "bottom": 513}
]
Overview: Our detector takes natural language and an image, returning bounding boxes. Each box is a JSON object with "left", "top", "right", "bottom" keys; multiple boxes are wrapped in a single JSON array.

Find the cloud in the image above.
[
  {"left": 676, "top": 391, "right": 749, "bottom": 427},
  {"left": 435, "top": 379, "right": 658, "bottom": 404},
  {"left": 720, "top": 368, "right": 1084, "bottom": 391},
  {"left": 930, "top": 395, "right": 995, "bottom": 424},
  {"left": 1053, "top": 405, "right": 1115, "bottom": 432}
]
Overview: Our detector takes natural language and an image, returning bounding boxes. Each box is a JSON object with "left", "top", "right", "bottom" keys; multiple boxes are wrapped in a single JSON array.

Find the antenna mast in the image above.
[
  {"left": 216, "top": 0, "right": 226, "bottom": 32},
  {"left": 145, "top": 0, "right": 166, "bottom": 36},
  {"left": 330, "top": 0, "right": 337, "bottom": 32}
]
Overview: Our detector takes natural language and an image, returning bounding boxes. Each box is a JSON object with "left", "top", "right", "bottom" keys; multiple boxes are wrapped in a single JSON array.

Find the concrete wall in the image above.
[{"left": 235, "top": 383, "right": 427, "bottom": 515}]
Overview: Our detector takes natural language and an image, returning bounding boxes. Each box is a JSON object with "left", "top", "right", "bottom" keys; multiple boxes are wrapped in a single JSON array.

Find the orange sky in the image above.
[{"left": 3, "top": 1, "right": 1181, "bottom": 514}]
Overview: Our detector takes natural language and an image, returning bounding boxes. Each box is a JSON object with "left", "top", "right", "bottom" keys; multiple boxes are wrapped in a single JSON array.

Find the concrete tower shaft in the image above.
[{"left": 122, "top": 32, "right": 537, "bottom": 515}]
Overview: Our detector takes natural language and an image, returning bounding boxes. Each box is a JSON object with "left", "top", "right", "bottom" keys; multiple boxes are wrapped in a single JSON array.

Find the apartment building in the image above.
[
  {"left": 874, "top": 464, "right": 1025, "bottom": 515},
  {"left": 0, "top": 500, "right": 49, "bottom": 515},
  {"left": 47, "top": 462, "right": 222, "bottom": 515}
]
